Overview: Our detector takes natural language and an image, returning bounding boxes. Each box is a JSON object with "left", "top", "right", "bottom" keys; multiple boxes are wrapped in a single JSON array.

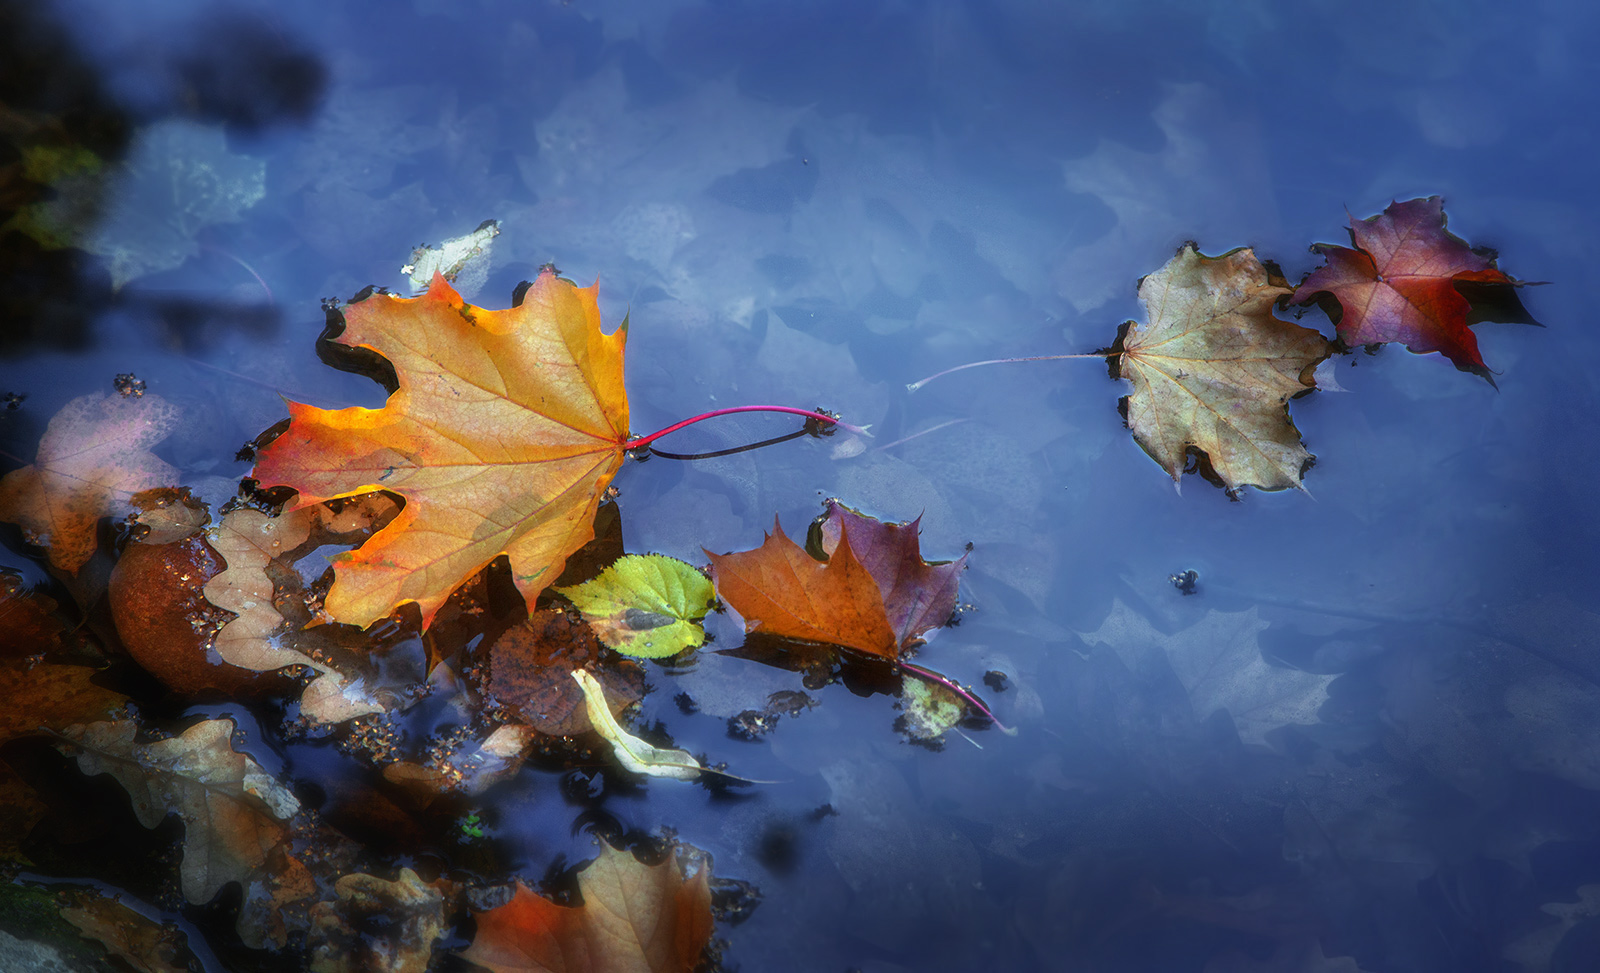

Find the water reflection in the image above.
[{"left": 2, "top": 0, "right": 1600, "bottom": 970}]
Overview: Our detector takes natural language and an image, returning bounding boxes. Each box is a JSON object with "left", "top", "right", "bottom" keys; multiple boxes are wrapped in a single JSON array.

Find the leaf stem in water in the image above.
[{"left": 624, "top": 405, "right": 864, "bottom": 452}]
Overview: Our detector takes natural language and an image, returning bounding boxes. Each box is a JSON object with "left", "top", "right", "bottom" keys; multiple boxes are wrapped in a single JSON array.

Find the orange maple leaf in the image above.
[
  {"left": 251, "top": 270, "right": 629, "bottom": 629},
  {"left": 706, "top": 505, "right": 965, "bottom": 660},
  {"left": 707, "top": 516, "right": 897, "bottom": 658},
  {"left": 462, "top": 842, "right": 712, "bottom": 973}
]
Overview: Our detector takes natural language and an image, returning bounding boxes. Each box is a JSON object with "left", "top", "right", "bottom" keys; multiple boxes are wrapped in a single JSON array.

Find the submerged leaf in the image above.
[
  {"left": 1118, "top": 245, "right": 1332, "bottom": 494},
  {"left": 0, "top": 392, "right": 180, "bottom": 573},
  {"left": 0, "top": 658, "right": 128, "bottom": 863},
  {"left": 308, "top": 868, "right": 446, "bottom": 973},
  {"left": 557, "top": 554, "right": 715, "bottom": 659},
  {"left": 1082, "top": 601, "right": 1333, "bottom": 747},
  {"left": 572, "top": 668, "right": 702, "bottom": 781},
  {"left": 463, "top": 842, "right": 713, "bottom": 973},
  {"left": 484, "top": 609, "right": 644, "bottom": 736},
  {"left": 251, "top": 270, "right": 630, "bottom": 629},
  {"left": 201, "top": 507, "right": 386, "bottom": 724},
  {"left": 56, "top": 718, "right": 313, "bottom": 948},
  {"left": 87, "top": 121, "right": 265, "bottom": 288},
  {"left": 60, "top": 889, "right": 191, "bottom": 973},
  {"left": 110, "top": 526, "right": 254, "bottom": 695},
  {"left": 0, "top": 571, "right": 67, "bottom": 657}
]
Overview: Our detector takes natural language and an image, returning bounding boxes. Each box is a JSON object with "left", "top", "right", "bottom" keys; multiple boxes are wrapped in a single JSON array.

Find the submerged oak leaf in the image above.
[
  {"left": 55, "top": 718, "right": 315, "bottom": 948},
  {"left": 1291, "top": 197, "right": 1529, "bottom": 379},
  {"left": 1117, "top": 245, "right": 1332, "bottom": 494},
  {"left": 202, "top": 507, "right": 386, "bottom": 724},
  {"left": 308, "top": 868, "right": 446, "bottom": 973},
  {"left": 251, "top": 270, "right": 630, "bottom": 629},
  {"left": 0, "top": 392, "right": 181, "bottom": 572},
  {"left": 0, "top": 658, "right": 128, "bottom": 863},
  {"left": 462, "top": 841, "right": 713, "bottom": 973}
]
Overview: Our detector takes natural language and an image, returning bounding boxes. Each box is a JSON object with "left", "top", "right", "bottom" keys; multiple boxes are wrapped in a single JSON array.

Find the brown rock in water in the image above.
[{"left": 108, "top": 534, "right": 264, "bottom": 695}]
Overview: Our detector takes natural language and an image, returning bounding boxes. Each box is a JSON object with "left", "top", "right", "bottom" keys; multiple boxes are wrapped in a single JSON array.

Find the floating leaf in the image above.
[
  {"left": 1116, "top": 245, "right": 1332, "bottom": 494},
  {"left": 557, "top": 554, "right": 715, "bottom": 659},
  {"left": 463, "top": 842, "right": 713, "bottom": 973},
  {"left": 571, "top": 668, "right": 702, "bottom": 781},
  {"left": 816, "top": 501, "right": 966, "bottom": 649},
  {"left": 251, "top": 270, "right": 630, "bottom": 629},
  {"left": 707, "top": 516, "right": 896, "bottom": 658},
  {"left": 402, "top": 218, "right": 499, "bottom": 298},
  {"left": 0, "top": 392, "right": 181, "bottom": 573},
  {"left": 708, "top": 505, "right": 965, "bottom": 660},
  {"left": 1291, "top": 196, "right": 1532, "bottom": 379}
]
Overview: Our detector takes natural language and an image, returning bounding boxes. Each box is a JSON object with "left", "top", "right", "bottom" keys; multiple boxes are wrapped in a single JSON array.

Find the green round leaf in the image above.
[{"left": 556, "top": 554, "right": 716, "bottom": 659}]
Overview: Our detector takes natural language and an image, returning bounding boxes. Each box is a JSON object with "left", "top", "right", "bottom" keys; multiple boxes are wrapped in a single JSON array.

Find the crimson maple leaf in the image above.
[{"left": 1290, "top": 197, "right": 1535, "bottom": 381}]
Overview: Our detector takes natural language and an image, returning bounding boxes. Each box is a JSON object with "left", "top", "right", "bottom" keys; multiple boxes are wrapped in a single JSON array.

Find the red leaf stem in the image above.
[{"left": 624, "top": 406, "right": 862, "bottom": 452}]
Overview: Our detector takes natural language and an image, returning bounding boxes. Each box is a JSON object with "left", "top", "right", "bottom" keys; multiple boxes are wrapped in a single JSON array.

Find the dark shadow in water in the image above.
[{"left": 0, "top": 3, "right": 326, "bottom": 355}]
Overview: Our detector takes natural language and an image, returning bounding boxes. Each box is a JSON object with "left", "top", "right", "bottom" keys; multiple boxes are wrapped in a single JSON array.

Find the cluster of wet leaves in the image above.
[{"left": 0, "top": 269, "right": 985, "bottom": 970}]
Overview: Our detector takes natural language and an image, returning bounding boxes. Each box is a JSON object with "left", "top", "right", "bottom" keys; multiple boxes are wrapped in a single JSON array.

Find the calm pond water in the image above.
[{"left": 4, "top": 1, "right": 1600, "bottom": 971}]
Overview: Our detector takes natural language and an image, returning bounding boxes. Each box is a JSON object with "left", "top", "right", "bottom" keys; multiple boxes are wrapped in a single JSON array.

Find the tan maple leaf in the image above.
[
  {"left": 1117, "top": 244, "right": 1332, "bottom": 494},
  {"left": 0, "top": 392, "right": 180, "bottom": 572},
  {"left": 251, "top": 270, "right": 630, "bottom": 629}
]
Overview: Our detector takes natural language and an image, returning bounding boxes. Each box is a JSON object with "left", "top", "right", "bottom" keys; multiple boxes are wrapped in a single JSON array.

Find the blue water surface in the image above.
[{"left": 3, "top": 1, "right": 1599, "bottom": 971}]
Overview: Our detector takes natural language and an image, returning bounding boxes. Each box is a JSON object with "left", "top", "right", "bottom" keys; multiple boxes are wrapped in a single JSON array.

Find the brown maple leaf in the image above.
[
  {"left": 1116, "top": 244, "right": 1333, "bottom": 494},
  {"left": 0, "top": 391, "right": 180, "bottom": 573},
  {"left": 462, "top": 842, "right": 712, "bottom": 973},
  {"left": 1290, "top": 196, "right": 1531, "bottom": 380},
  {"left": 707, "top": 505, "right": 965, "bottom": 659},
  {"left": 251, "top": 270, "right": 630, "bottom": 630}
]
